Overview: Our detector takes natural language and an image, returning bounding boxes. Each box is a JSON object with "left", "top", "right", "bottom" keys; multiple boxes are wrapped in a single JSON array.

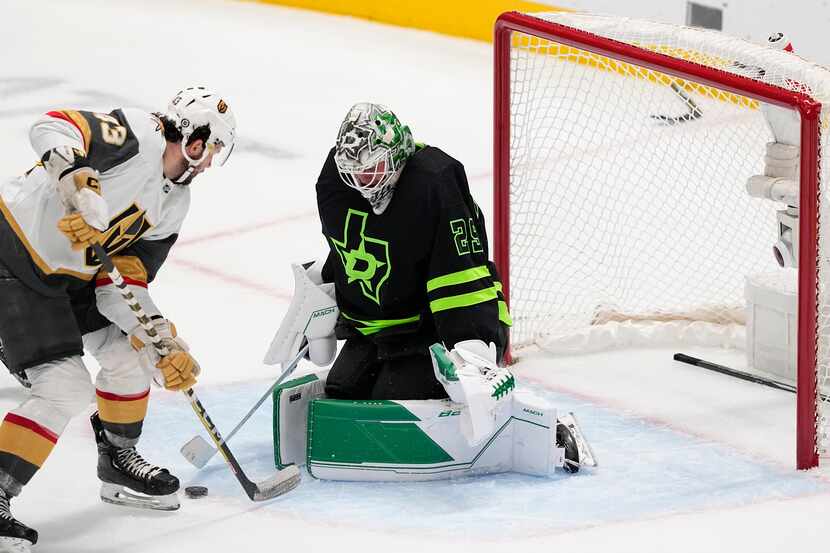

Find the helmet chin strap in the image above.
[{"left": 171, "top": 140, "right": 210, "bottom": 185}]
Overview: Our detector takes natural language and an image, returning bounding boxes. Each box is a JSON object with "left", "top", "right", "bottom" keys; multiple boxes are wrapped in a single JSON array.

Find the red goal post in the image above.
[{"left": 493, "top": 11, "right": 824, "bottom": 469}]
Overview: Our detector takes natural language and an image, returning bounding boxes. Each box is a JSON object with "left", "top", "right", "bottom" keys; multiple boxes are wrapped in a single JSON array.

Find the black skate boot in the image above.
[
  {"left": 91, "top": 412, "right": 180, "bottom": 511},
  {"left": 0, "top": 488, "right": 37, "bottom": 552},
  {"left": 556, "top": 420, "right": 580, "bottom": 474}
]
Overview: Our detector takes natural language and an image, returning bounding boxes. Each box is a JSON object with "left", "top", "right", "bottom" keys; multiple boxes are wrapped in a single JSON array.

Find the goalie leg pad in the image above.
[
  {"left": 301, "top": 389, "right": 573, "bottom": 481},
  {"left": 273, "top": 370, "right": 329, "bottom": 468}
]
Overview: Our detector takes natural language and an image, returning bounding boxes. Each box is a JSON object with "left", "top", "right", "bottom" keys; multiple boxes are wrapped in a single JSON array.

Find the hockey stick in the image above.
[
  {"left": 180, "top": 343, "right": 309, "bottom": 469},
  {"left": 651, "top": 82, "right": 703, "bottom": 125},
  {"left": 674, "top": 353, "right": 830, "bottom": 402},
  {"left": 89, "top": 242, "right": 300, "bottom": 501}
]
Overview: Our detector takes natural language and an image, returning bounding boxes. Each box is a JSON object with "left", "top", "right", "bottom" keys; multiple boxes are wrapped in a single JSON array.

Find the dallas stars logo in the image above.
[
  {"left": 329, "top": 209, "right": 390, "bottom": 305},
  {"left": 337, "top": 119, "right": 374, "bottom": 162}
]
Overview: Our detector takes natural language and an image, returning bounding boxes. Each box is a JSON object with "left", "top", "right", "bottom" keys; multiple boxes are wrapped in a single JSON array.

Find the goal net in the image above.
[{"left": 494, "top": 11, "right": 829, "bottom": 468}]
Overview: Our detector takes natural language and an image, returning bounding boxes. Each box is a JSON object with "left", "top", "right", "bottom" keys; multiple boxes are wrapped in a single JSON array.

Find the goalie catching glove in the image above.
[
  {"left": 129, "top": 319, "right": 201, "bottom": 391},
  {"left": 42, "top": 145, "right": 109, "bottom": 249},
  {"left": 429, "top": 340, "right": 516, "bottom": 446},
  {"left": 264, "top": 260, "right": 338, "bottom": 368}
]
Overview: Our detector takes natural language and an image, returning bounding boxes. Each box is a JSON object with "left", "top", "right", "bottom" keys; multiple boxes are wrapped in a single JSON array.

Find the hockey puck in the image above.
[{"left": 184, "top": 486, "right": 208, "bottom": 499}]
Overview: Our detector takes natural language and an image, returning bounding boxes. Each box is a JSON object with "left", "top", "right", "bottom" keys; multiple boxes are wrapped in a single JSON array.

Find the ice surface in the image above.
[
  {"left": 146, "top": 381, "right": 829, "bottom": 539},
  {"left": 2, "top": 1, "right": 830, "bottom": 552}
]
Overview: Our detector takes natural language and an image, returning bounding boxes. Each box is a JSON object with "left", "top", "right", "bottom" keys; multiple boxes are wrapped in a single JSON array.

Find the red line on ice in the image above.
[
  {"left": 175, "top": 210, "right": 318, "bottom": 248},
  {"left": 169, "top": 257, "right": 291, "bottom": 301}
]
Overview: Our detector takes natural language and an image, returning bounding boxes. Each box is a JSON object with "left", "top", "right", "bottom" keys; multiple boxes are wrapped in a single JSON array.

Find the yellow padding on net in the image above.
[{"left": 511, "top": 35, "right": 759, "bottom": 111}]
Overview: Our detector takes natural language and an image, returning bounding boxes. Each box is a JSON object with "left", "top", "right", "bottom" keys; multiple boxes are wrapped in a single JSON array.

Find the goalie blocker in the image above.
[{"left": 272, "top": 369, "right": 596, "bottom": 481}]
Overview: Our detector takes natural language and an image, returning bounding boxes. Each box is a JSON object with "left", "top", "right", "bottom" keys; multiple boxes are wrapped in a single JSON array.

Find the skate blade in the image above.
[
  {"left": 0, "top": 537, "right": 32, "bottom": 553},
  {"left": 100, "top": 482, "right": 180, "bottom": 511},
  {"left": 559, "top": 412, "right": 599, "bottom": 468}
]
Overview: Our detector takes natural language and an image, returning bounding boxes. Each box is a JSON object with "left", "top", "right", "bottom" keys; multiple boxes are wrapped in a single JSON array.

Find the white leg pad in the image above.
[
  {"left": 511, "top": 389, "right": 563, "bottom": 476},
  {"left": 300, "top": 388, "right": 573, "bottom": 481},
  {"left": 273, "top": 370, "right": 329, "bottom": 468}
]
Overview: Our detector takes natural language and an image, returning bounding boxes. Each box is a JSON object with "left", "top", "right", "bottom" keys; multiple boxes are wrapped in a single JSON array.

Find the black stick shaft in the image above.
[
  {"left": 673, "top": 353, "right": 829, "bottom": 402},
  {"left": 182, "top": 388, "right": 259, "bottom": 498}
]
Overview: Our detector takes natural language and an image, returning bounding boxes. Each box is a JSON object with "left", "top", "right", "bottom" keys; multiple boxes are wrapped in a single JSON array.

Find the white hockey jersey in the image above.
[{"left": 0, "top": 107, "right": 189, "bottom": 282}]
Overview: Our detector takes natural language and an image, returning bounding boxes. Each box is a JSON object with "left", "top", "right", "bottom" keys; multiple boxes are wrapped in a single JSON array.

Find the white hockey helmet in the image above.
[{"left": 165, "top": 86, "right": 237, "bottom": 181}]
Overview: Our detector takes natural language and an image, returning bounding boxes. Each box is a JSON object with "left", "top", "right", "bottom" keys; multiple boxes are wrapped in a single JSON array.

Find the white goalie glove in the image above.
[
  {"left": 429, "top": 340, "right": 516, "bottom": 446},
  {"left": 264, "top": 260, "right": 338, "bottom": 368}
]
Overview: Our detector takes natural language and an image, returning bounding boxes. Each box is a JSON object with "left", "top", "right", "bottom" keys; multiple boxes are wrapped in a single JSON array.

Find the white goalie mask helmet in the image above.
[
  {"left": 165, "top": 86, "right": 237, "bottom": 184},
  {"left": 334, "top": 103, "right": 416, "bottom": 214}
]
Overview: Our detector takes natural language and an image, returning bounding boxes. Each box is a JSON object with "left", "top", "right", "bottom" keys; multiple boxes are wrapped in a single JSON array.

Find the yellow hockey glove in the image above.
[
  {"left": 130, "top": 319, "right": 202, "bottom": 391},
  {"left": 57, "top": 213, "right": 103, "bottom": 251}
]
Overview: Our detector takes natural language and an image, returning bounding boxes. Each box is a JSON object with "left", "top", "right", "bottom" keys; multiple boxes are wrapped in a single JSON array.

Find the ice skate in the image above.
[
  {"left": 91, "top": 413, "right": 180, "bottom": 511},
  {"left": 557, "top": 412, "right": 598, "bottom": 472},
  {"left": 0, "top": 489, "right": 36, "bottom": 553}
]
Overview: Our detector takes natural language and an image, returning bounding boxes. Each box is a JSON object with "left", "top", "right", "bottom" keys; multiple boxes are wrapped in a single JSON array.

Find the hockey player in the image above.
[
  {"left": 266, "top": 103, "right": 587, "bottom": 471},
  {"left": 267, "top": 103, "right": 517, "bottom": 439},
  {"left": 269, "top": 102, "right": 512, "bottom": 400},
  {"left": 0, "top": 87, "right": 236, "bottom": 551}
]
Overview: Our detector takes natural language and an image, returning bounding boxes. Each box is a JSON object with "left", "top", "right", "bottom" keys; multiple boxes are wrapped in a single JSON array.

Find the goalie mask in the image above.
[
  {"left": 334, "top": 103, "right": 416, "bottom": 215},
  {"left": 165, "top": 86, "right": 237, "bottom": 184}
]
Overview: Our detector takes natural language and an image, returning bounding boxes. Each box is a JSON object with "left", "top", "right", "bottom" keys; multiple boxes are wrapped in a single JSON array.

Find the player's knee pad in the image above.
[
  {"left": 85, "top": 325, "right": 150, "bottom": 444},
  {"left": 21, "top": 356, "right": 94, "bottom": 430},
  {"left": 85, "top": 325, "right": 150, "bottom": 394}
]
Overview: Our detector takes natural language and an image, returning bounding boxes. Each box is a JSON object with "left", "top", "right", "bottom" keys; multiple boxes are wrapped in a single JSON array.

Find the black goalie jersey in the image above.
[{"left": 316, "top": 145, "right": 511, "bottom": 359}]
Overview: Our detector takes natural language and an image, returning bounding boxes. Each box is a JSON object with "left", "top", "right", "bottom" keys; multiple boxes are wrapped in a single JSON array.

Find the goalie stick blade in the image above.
[
  {"left": 180, "top": 435, "right": 215, "bottom": 469},
  {"left": 559, "top": 412, "right": 598, "bottom": 468},
  {"left": 251, "top": 465, "right": 302, "bottom": 501},
  {"left": 650, "top": 82, "right": 703, "bottom": 125},
  {"left": 650, "top": 111, "right": 702, "bottom": 125}
]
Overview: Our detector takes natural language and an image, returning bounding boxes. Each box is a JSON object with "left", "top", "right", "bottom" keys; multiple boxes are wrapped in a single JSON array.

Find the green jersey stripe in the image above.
[
  {"left": 429, "top": 286, "right": 499, "bottom": 314},
  {"left": 426, "top": 265, "right": 491, "bottom": 293},
  {"left": 498, "top": 300, "right": 513, "bottom": 326},
  {"left": 342, "top": 312, "right": 421, "bottom": 335}
]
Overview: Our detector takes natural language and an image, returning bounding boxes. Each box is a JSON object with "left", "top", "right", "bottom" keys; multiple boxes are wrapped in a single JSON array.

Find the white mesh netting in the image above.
[{"left": 504, "top": 12, "right": 830, "bottom": 457}]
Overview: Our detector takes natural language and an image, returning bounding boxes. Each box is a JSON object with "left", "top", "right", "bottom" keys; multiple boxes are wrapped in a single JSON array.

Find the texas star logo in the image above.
[
  {"left": 337, "top": 119, "right": 374, "bottom": 162},
  {"left": 329, "top": 208, "right": 390, "bottom": 305}
]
